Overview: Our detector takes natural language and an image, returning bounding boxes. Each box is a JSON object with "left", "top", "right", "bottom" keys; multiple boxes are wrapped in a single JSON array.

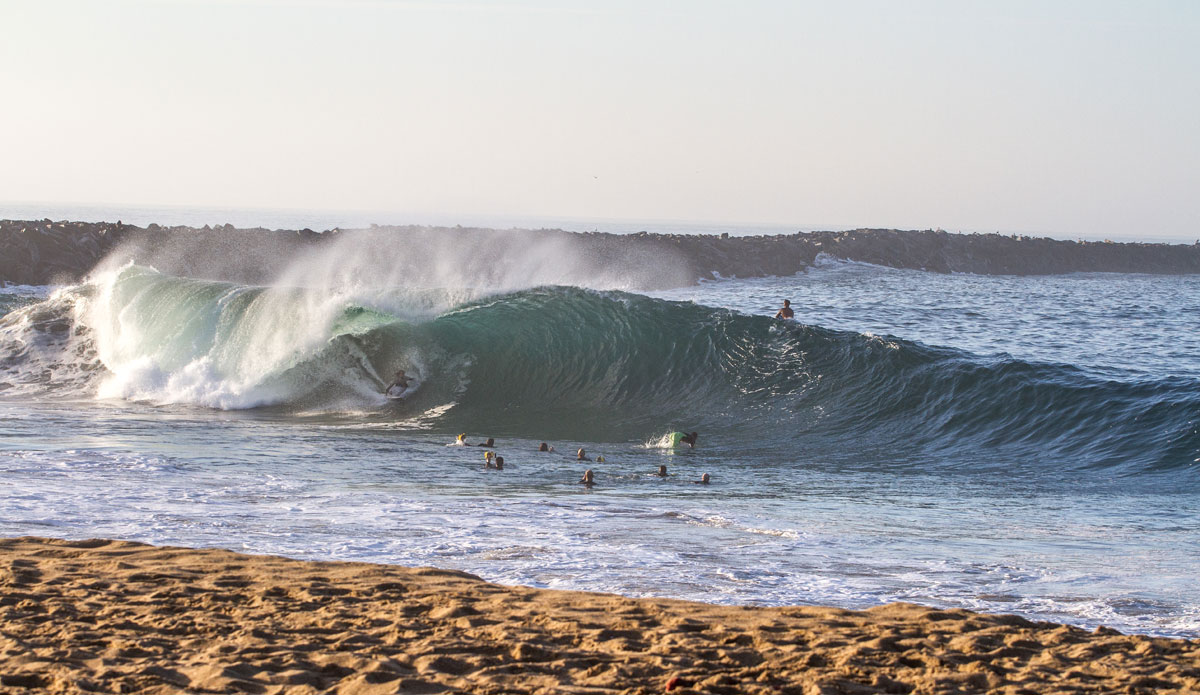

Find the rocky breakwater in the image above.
[
  {"left": 791, "top": 229, "right": 1200, "bottom": 275},
  {"left": 0, "top": 219, "right": 126, "bottom": 286},
  {"left": 659, "top": 228, "right": 1200, "bottom": 279},
  {"left": 3, "top": 220, "right": 1200, "bottom": 288},
  {"left": 0, "top": 219, "right": 327, "bottom": 286}
]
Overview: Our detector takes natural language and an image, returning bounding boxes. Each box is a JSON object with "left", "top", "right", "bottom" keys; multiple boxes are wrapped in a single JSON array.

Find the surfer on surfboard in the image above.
[{"left": 384, "top": 369, "right": 412, "bottom": 398}]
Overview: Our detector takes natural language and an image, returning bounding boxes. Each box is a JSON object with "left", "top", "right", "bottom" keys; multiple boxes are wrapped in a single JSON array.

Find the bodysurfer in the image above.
[
  {"left": 385, "top": 369, "right": 412, "bottom": 397},
  {"left": 774, "top": 300, "right": 794, "bottom": 320},
  {"left": 668, "top": 431, "right": 698, "bottom": 448}
]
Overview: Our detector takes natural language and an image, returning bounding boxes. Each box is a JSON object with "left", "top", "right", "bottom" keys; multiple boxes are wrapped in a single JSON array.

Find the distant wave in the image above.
[{"left": 2, "top": 265, "right": 1197, "bottom": 472}]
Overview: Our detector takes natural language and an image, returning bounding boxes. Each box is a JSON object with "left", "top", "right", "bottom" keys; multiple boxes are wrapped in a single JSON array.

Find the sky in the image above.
[{"left": 2, "top": 0, "right": 1198, "bottom": 239}]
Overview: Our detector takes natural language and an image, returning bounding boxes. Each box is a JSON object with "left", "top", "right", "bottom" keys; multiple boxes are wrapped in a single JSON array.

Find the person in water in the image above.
[
  {"left": 657, "top": 465, "right": 668, "bottom": 477},
  {"left": 475, "top": 438, "right": 495, "bottom": 448},
  {"left": 538, "top": 442, "right": 555, "bottom": 453},
  {"left": 484, "top": 451, "right": 495, "bottom": 467},
  {"left": 774, "top": 299, "right": 794, "bottom": 320},
  {"left": 494, "top": 456, "right": 505, "bottom": 470},
  {"left": 579, "top": 469, "right": 595, "bottom": 486},
  {"left": 385, "top": 369, "right": 412, "bottom": 397},
  {"left": 696, "top": 472, "right": 711, "bottom": 485},
  {"left": 576, "top": 448, "right": 591, "bottom": 461},
  {"left": 668, "top": 431, "right": 698, "bottom": 448},
  {"left": 455, "top": 433, "right": 469, "bottom": 446}
]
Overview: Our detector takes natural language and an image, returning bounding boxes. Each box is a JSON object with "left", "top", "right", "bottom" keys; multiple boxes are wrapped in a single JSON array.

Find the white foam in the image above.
[
  {"left": 691, "top": 513, "right": 803, "bottom": 540},
  {"left": 80, "top": 265, "right": 399, "bottom": 409}
]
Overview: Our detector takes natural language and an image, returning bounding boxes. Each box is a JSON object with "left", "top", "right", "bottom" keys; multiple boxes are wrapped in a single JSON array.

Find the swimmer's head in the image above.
[
  {"left": 700, "top": 473, "right": 711, "bottom": 484},
  {"left": 495, "top": 456, "right": 504, "bottom": 470},
  {"left": 580, "top": 469, "right": 594, "bottom": 485},
  {"left": 484, "top": 451, "right": 494, "bottom": 461},
  {"left": 596, "top": 455, "right": 605, "bottom": 463},
  {"left": 538, "top": 442, "right": 550, "bottom": 452},
  {"left": 658, "top": 465, "right": 667, "bottom": 476},
  {"left": 576, "top": 448, "right": 586, "bottom": 460},
  {"left": 457, "top": 433, "right": 466, "bottom": 442}
]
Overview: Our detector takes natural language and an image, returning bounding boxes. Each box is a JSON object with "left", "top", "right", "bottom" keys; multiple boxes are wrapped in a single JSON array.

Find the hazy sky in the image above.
[{"left": 2, "top": 0, "right": 1197, "bottom": 238}]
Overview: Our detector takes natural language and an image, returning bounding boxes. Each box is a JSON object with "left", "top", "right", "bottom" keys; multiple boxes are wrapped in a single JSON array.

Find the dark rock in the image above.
[{"left": 1, "top": 220, "right": 1199, "bottom": 288}]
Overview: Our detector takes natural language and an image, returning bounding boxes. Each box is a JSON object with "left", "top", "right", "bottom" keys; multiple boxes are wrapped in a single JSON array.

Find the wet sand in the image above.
[{"left": 1, "top": 537, "right": 1197, "bottom": 694}]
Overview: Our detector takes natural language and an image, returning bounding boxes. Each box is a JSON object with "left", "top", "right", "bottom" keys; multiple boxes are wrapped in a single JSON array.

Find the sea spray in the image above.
[
  {"left": 96, "top": 225, "right": 699, "bottom": 293},
  {"left": 84, "top": 266, "right": 357, "bottom": 408}
]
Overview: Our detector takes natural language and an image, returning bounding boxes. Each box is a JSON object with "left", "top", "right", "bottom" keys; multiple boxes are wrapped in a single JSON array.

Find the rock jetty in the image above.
[{"left": 2, "top": 219, "right": 1199, "bottom": 288}]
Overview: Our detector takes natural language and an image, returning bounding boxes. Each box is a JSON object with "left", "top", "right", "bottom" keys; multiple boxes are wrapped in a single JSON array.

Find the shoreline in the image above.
[{"left": 2, "top": 536, "right": 1197, "bottom": 694}]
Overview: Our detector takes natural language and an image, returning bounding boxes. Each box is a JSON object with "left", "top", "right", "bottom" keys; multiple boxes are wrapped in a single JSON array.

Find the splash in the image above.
[{"left": 97, "top": 226, "right": 698, "bottom": 293}]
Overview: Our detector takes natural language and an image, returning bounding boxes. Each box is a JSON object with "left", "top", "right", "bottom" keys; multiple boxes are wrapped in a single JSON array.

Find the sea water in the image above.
[{"left": 1, "top": 259, "right": 1197, "bottom": 638}]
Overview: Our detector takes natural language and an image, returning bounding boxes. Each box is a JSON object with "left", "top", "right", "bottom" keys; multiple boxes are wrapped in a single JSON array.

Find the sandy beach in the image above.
[{"left": 0, "top": 537, "right": 1195, "bottom": 694}]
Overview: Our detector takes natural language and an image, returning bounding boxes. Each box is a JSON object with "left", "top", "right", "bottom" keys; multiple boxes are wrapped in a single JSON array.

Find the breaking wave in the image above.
[{"left": 1, "top": 265, "right": 1197, "bottom": 471}]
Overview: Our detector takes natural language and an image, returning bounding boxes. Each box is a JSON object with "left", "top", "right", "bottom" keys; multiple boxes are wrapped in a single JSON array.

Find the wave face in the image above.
[{"left": 2, "top": 265, "right": 1198, "bottom": 472}]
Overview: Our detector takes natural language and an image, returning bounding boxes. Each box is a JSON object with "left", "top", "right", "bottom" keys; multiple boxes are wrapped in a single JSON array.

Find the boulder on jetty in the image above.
[
  {"left": 2, "top": 218, "right": 1199, "bottom": 288},
  {"left": 0, "top": 219, "right": 125, "bottom": 286}
]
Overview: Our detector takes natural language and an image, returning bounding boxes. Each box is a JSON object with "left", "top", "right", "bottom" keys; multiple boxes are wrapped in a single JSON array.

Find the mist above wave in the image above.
[{"left": 95, "top": 225, "right": 699, "bottom": 292}]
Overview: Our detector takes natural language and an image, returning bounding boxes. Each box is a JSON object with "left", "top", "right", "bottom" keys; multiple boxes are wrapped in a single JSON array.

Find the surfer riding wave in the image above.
[{"left": 385, "top": 369, "right": 412, "bottom": 398}]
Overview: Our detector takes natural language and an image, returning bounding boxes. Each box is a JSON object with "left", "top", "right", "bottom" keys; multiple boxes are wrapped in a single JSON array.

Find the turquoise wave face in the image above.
[
  {"left": 3, "top": 265, "right": 1198, "bottom": 472},
  {"left": 398, "top": 286, "right": 1199, "bottom": 472}
]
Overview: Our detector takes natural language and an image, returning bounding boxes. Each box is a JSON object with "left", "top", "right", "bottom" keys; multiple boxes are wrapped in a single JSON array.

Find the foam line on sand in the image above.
[{"left": 1, "top": 537, "right": 1198, "bottom": 694}]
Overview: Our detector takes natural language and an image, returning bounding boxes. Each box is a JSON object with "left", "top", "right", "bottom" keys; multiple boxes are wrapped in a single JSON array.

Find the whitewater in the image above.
[{"left": 1, "top": 253, "right": 1198, "bottom": 638}]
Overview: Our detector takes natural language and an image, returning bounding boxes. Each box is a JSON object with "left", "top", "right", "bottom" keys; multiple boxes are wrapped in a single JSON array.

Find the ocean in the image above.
[{"left": 1, "top": 243, "right": 1197, "bottom": 638}]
